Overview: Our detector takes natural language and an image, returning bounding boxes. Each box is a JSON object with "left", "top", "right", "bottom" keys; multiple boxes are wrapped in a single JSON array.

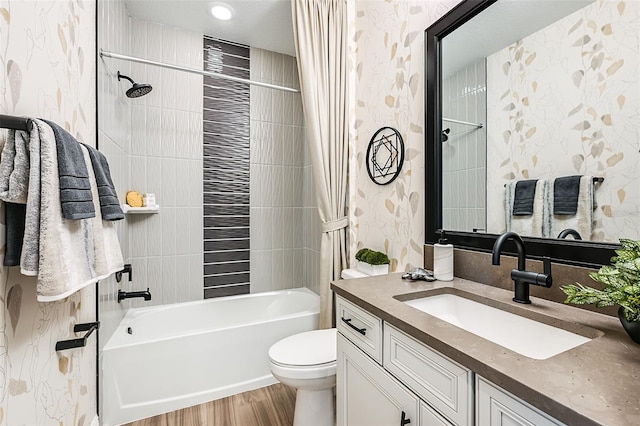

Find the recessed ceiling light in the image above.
[{"left": 210, "top": 3, "right": 235, "bottom": 21}]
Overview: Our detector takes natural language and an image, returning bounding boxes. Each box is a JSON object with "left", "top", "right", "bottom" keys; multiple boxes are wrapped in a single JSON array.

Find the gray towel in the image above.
[
  {"left": 554, "top": 175, "right": 581, "bottom": 215},
  {"left": 43, "top": 120, "right": 95, "bottom": 219},
  {"left": 512, "top": 179, "right": 538, "bottom": 215},
  {"left": 82, "top": 144, "right": 124, "bottom": 221},
  {"left": 3, "top": 202, "right": 26, "bottom": 266}
]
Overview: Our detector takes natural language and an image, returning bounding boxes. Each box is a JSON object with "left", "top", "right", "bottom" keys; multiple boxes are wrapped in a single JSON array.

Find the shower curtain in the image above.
[{"left": 292, "top": 0, "right": 349, "bottom": 328}]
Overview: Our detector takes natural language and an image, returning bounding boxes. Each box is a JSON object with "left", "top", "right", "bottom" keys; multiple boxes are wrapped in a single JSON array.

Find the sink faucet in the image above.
[
  {"left": 118, "top": 288, "right": 152, "bottom": 303},
  {"left": 491, "top": 232, "right": 552, "bottom": 304}
]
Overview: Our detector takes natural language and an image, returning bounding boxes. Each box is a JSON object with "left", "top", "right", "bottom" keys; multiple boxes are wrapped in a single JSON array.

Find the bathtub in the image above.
[{"left": 101, "top": 287, "right": 319, "bottom": 425}]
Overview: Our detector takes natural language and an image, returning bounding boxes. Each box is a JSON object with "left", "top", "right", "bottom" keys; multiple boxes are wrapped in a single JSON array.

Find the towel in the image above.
[
  {"left": 0, "top": 128, "right": 30, "bottom": 203},
  {"left": 82, "top": 144, "right": 124, "bottom": 221},
  {"left": 3, "top": 202, "right": 26, "bottom": 266},
  {"left": 36, "top": 127, "right": 124, "bottom": 302},
  {"left": 553, "top": 175, "right": 581, "bottom": 215},
  {"left": 43, "top": 120, "right": 95, "bottom": 220},
  {"left": 512, "top": 179, "right": 538, "bottom": 215},
  {"left": 0, "top": 122, "right": 41, "bottom": 273},
  {"left": 549, "top": 175, "right": 594, "bottom": 240},
  {"left": 505, "top": 180, "right": 548, "bottom": 237}
]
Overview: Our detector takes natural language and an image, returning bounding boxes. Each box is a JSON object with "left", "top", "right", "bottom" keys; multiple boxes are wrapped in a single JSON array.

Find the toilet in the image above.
[
  {"left": 269, "top": 328, "right": 337, "bottom": 426},
  {"left": 268, "top": 268, "right": 370, "bottom": 425}
]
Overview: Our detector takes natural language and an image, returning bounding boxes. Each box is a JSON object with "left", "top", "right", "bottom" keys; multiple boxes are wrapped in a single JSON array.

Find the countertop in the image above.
[{"left": 331, "top": 273, "right": 640, "bottom": 426}]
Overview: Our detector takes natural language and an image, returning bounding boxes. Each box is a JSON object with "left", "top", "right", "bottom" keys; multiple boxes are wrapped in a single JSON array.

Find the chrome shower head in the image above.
[{"left": 117, "top": 71, "right": 153, "bottom": 98}]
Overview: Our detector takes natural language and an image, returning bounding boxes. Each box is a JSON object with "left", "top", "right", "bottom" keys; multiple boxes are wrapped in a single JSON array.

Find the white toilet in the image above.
[
  {"left": 269, "top": 328, "right": 337, "bottom": 426},
  {"left": 268, "top": 268, "right": 370, "bottom": 425}
]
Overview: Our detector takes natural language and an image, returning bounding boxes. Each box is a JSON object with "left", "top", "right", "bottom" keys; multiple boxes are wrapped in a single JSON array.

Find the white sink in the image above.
[{"left": 404, "top": 294, "right": 591, "bottom": 360}]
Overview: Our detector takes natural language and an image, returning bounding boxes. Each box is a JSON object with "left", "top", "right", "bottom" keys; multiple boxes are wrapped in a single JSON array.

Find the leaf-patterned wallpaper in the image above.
[
  {"left": 1, "top": 0, "right": 97, "bottom": 424},
  {"left": 350, "top": 0, "right": 461, "bottom": 272},
  {"left": 486, "top": 0, "right": 640, "bottom": 242}
]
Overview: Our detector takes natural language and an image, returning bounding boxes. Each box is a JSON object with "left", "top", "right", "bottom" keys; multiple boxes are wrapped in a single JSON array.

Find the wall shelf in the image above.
[{"left": 121, "top": 204, "right": 160, "bottom": 214}]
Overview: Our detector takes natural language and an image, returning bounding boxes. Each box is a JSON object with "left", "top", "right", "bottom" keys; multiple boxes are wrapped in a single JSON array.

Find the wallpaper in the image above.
[
  {"left": 0, "top": 0, "right": 97, "bottom": 425},
  {"left": 486, "top": 0, "right": 640, "bottom": 242},
  {"left": 350, "top": 0, "right": 461, "bottom": 272}
]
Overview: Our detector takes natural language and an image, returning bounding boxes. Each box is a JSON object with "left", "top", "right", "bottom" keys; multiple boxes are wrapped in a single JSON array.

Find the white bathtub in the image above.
[{"left": 101, "top": 287, "right": 319, "bottom": 425}]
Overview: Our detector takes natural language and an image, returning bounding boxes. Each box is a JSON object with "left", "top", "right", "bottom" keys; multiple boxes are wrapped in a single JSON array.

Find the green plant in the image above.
[
  {"left": 561, "top": 239, "right": 640, "bottom": 322},
  {"left": 355, "top": 248, "right": 390, "bottom": 266}
]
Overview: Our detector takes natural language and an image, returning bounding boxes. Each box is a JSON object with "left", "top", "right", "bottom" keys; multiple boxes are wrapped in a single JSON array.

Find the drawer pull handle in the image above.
[
  {"left": 400, "top": 410, "right": 411, "bottom": 426},
  {"left": 341, "top": 317, "right": 366, "bottom": 335}
]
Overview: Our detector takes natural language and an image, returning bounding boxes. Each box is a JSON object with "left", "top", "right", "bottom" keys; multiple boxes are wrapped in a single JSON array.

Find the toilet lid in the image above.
[{"left": 269, "top": 328, "right": 337, "bottom": 367}]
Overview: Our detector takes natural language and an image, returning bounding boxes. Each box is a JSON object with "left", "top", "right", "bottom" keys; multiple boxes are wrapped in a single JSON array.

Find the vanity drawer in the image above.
[
  {"left": 383, "top": 324, "right": 473, "bottom": 426},
  {"left": 336, "top": 294, "right": 383, "bottom": 364}
]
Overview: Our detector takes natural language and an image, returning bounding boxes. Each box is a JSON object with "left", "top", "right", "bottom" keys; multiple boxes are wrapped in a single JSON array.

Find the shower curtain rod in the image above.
[
  {"left": 443, "top": 117, "right": 483, "bottom": 128},
  {"left": 99, "top": 49, "right": 300, "bottom": 94}
]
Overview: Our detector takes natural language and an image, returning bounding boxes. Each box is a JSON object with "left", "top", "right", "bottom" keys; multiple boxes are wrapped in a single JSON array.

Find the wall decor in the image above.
[{"left": 366, "top": 126, "right": 404, "bottom": 185}]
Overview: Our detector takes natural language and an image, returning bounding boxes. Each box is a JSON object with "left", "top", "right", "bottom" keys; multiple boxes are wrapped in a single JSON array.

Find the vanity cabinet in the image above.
[
  {"left": 336, "top": 294, "right": 565, "bottom": 426},
  {"left": 337, "top": 333, "right": 421, "bottom": 426},
  {"left": 476, "top": 376, "right": 564, "bottom": 426},
  {"left": 336, "top": 295, "right": 456, "bottom": 426}
]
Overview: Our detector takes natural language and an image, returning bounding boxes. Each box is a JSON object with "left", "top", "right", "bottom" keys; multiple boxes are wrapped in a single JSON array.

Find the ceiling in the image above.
[
  {"left": 124, "top": 0, "right": 296, "bottom": 56},
  {"left": 442, "top": 0, "right": 595, "bottom": 77}
]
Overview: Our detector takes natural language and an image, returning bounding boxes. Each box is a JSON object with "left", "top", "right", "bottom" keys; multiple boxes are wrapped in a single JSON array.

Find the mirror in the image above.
[{"left": 425, "top": 0, "right": 638, "bottom": 266}]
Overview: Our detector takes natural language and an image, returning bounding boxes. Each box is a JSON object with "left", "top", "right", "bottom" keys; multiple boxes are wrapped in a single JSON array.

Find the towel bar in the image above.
[
  {"left": 503, "top": 176, "right": 604, "bottom": 187},
  {"left": 0, "top": 114, "right": 31, "bottom": 131},
  {"left": 55, "top": 321, "right": 100, "bottom": 351}
]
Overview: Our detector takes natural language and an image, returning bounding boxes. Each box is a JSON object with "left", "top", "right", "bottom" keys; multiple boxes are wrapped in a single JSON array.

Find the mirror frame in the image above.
[{"left": 424, "top": 0, "right": 617, "bottom": 268}]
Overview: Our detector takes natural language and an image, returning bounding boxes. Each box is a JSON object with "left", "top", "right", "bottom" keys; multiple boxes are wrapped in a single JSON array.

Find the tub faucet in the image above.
[
  {"left": 491, "top": 232, "right": 552, "bottom": 304},
  {"left": 118, "top": 288, "right": 152, "bottom": 303}
]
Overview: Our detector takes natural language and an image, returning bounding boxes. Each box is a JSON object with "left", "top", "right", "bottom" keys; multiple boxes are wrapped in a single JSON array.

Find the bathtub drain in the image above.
[{"left": 127, "top": 327, "right": 133, "bottom": 334}]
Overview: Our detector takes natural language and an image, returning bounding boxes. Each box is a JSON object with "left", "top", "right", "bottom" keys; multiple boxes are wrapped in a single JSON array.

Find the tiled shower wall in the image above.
[
  {"left": 249, "top": 48, "right": 319, "bottom": 294},
  {"left": 441, "top": 59, "right": 487, "bottom": 233},
  {"left": 97, "top": 0, "right": 132, "bottom": 348},
  {"left": 202, "top": 38, "right": 251, "bottom": 298},
  {"left": 125, "top": 17, "right": 204, "bottom": 307}
]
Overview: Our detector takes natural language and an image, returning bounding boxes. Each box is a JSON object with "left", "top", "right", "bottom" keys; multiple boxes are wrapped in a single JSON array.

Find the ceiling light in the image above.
[{"left": 210, "top": 3, "right": 235, "bottom": 21}]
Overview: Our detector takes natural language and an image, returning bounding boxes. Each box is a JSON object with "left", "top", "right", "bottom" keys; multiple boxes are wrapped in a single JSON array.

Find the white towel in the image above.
[
  {"left": 35, "top": 123, "right": 123, "bottom": 302},
  {"left": 549, "top": 176, "right": 594, "bottom": 240},
  {"left": 505, "top": 180, "right": 548, "bottom": 237}
]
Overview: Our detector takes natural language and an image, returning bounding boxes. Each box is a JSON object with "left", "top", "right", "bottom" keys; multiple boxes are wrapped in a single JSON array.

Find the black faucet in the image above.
[
  {"left": 491, "top": 232, "right": 552, "bottom": 304},
  {"left": 118, "top": 288, "right": 151, "bottom": 303}
]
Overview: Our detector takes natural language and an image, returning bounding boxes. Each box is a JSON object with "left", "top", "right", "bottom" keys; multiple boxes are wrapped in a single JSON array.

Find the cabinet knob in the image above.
[{"left": 400, "top": 410, "right": 411, "bottom": 425}]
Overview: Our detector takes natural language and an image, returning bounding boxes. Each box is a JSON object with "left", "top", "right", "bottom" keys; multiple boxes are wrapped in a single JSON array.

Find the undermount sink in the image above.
[{"left": 404, "top": 293, "right": 591, "bottom": 360}]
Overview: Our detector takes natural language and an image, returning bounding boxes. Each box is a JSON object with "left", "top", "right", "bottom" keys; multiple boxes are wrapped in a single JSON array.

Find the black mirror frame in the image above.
[{"left": 424, "top": 0, "right": 617, "bottom": 268}]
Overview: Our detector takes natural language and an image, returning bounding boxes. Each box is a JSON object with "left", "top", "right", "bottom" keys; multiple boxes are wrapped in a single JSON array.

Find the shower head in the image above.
[{"left": 117, "top": 71, "right": 153, "bottom": 98}]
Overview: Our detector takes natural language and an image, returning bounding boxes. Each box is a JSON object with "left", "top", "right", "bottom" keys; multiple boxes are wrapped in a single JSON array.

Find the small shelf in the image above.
[{"left": 121, "top": 204, "right": 160, "bottom": 214}]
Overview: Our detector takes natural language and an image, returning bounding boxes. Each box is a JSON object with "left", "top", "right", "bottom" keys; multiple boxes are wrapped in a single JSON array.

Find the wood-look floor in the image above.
[{"left": 124, "top": 383, "right": 296, "bottom": 426}]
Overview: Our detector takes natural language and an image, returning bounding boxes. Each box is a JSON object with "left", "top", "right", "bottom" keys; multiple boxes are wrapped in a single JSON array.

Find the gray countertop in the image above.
[{"left": 331, "top": 273, "right": 640, "bottom": 426}]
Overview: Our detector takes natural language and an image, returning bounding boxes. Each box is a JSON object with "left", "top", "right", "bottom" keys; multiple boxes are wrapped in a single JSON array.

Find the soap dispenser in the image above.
[{"left": 433, "top": 230, "right": 454, "bottom": 281}]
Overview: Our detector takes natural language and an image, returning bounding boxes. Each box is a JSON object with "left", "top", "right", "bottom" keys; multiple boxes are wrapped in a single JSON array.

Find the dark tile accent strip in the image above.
[
  {"left": 203, "top": 37, "right": 251, "bottom": 299},
  {"left": 204, "top": 284, "right": 250, "bottom": 298}
]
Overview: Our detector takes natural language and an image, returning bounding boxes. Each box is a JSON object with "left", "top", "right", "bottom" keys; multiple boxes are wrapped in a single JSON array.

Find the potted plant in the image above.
[
  {"left": 355, "top": 248, "right": 390, "bottom": 276},
  {"left": 560, "top": 238, "right": 640, "bottom": 345}
]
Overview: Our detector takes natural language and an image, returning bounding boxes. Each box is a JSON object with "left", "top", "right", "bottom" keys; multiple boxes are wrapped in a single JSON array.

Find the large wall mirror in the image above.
[{"left": 425, "top": 0, "right": 639, "bottom": 266}]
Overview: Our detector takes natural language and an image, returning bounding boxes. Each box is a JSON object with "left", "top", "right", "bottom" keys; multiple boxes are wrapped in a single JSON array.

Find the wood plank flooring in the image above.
[{"left": 124, "top": 383, "right": 296, "bottom": 426}]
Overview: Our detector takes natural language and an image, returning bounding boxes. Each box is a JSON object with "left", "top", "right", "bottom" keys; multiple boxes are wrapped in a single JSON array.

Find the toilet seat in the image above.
[{"left": 269, "top": 329, "right": 337, "bottom": 380}]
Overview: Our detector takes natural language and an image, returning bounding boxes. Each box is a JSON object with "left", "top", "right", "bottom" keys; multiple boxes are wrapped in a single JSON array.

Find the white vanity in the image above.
[
  {"left": 336, "top": 294, "right": 563, "bottom": 426},
  {"left": 332, "top": 274, "right": 640, "bottom": 426}
]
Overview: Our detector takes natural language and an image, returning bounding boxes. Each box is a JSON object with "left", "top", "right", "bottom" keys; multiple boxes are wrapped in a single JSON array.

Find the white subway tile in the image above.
[{"left": 162, "top": 207, "right": 177, "bottom": 256}]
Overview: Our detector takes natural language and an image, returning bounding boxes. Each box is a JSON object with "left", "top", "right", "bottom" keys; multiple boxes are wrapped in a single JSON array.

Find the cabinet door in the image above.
[
  {"left": 337, "top": 333, "right": 419, "bottom": 426},
  {"left": 420, "top": 402, "right": 454, "bottom": 426},
  {"left": 477, "top": 377, "right": 564, "bottom": 426}
]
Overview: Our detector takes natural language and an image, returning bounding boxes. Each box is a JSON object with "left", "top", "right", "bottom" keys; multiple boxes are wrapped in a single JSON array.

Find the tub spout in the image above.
[{"left": 118, "top": 288, "right": 152, "bottom": 303}]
